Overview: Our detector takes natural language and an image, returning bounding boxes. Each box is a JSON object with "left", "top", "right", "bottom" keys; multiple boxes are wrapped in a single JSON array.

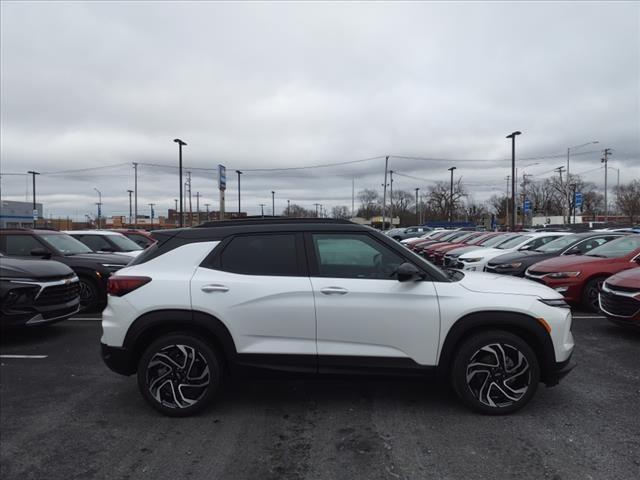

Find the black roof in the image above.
[{"left": 195, "top": 217, "right": 353, "bottom": 228}]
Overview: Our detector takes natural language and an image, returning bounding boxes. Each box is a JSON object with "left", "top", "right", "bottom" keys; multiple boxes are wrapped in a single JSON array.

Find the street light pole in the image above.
[
  {"left": 259, "top": 203, "right": 266, "bottom": 217},
  {"left": 236, "top": 170, "right": 242, "bottom": 216},
  {"left": 148, "top": 203, "right": 155, "bottom": 229},
  {"left": 27, "top": 171, "right": 40, "bottom": 227},
  {"left": 173, "top": 139, "right": 187, "bottom": 227},
  {"left": 287, "top": 199, "right": 291, "bottom": 217},
  {"left": 127, "top": 190, "right": 133, "bottom": 226},
  {"left": 132, "top": 162, "right": 138, "bottom": 229},
  {"left": 94, "top": 188, "right": 102, "bottom": 229},
  {"left": 448, "top": 167, "right": 457, "bottom": 223},
  {"left": 271, "top": 191, "right": 275, "bottom": 216},
  {"left": 415, "top": 187, "right": 420, "bottom": 224},
  {"left": 601, "top": 148, "right": 612, "bottom": 222},
  {"left": 506, "top": 131, "right": 522, "bottom": 231}
]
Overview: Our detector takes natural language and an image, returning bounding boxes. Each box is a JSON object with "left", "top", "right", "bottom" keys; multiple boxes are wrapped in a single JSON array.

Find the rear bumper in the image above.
[
  {"left": 544, "top": 356, "right": 576, "bottom": 386},
  {"left": 101, "top": 343, "right": 135, "bottom": 376}
]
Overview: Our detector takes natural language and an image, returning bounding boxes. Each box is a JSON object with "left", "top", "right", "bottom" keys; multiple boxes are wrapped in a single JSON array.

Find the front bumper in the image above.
[{"left": 101, "top": 343, "right": 136, "bottom": 376}]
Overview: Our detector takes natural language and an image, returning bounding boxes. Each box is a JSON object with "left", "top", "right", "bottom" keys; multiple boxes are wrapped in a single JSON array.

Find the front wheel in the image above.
[
  {"left": 137, "top": 333, "right": 222, "bottom": 417},
  {"left": 78, "top": 276, "right": 100, "bottom": 312},
  {"left": 451, "top": 330, "right": 540, "bottom": 414},
  {"left": 582, "top": 276, "right": 606, "bottom": 313}
]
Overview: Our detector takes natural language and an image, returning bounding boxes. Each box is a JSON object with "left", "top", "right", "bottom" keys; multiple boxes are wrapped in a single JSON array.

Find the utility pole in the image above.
[
  {"left": 148, "top": 203, "right": 155, "bottom": 229},
  {"left": 601, "top": 148, "right": 612, "bottom": 222},
  {"left": 27, "top": 171, "right": 40, "bottom": 227},
  {"left": 505, "top": 176, "right": 510, "bottom": 229},
  {"left": 236, "top": 170, "right": 242, "bottom": 215},
  {"left": 173, "top": 139, "right": 187, "bottom": 228},
  {"left": 571, "top": 184, "right": 578, "bottom": 224},
  {"left": 287, "top": 199, "right": 291, "bottom": 217},
  {"left": 186, "top": 171, "right": 192, "bottom": 226},
  {"left": 389, "top": 170, "right": 394, "bottom": 222},
  {"left": 259, "top": 203, "right": 266, "bottom": 217},
  {"left": 271, "top": 191, "right": 275, "bottom": 216},
  {"left": 314, "top": 203, "right": 321, "bottom": 217},
  {"left": 506, "top": 131, "right": 522, "bottom": 231},
  {"left": 94, "top": 188, "right": 102, "bottom": 229},
  {"left": 415, "top": 188, "right": 420, "bottom": 224},
  {"left": 448, "top": 167, "right": 457, "bottom": 223},
  {"left": 132, "top": 162, "right": 138, "bottom": 229},
  {"left": 174, "top": 199, "right": 178, "bottom": 225},
  {"left": 127, "top": 190, "right": 133, "bottom": 226},
  {"left": 195, "top": 191, "right": 201, "bottom": 225},
  {"left": 204, "top": 203, "right": 210, "bottom": 221},
  {"left": 381, "top": 156, "right": 389, "bottom": 230},
  {"left": 351, "top": 178, "right": 355, "bottom": 219},
  {"left": 554, "top": 166, "right": 566, "bottom": 223}
]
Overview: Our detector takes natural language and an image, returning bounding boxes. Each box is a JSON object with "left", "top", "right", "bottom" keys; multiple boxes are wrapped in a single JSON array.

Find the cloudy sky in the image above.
[{"left": 1, "top": 1, "right": 638, "bottom": 220}]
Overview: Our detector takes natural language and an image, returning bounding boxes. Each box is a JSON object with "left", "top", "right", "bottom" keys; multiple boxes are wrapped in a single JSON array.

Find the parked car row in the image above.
[
  {"left": 0, "top": 228, "right": 157, "bottom": 323},
  {"left": 397, "top": 228, "right": 640, "bottom": 317}
]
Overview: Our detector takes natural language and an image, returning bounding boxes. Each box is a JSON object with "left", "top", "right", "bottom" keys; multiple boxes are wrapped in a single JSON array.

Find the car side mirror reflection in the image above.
[
  {"left": 30, "top": 248, "right": 51, "bottom": 259},
  {"left": 518, "top": 245, "right": 532, "bottom": 251},
  {"left": 396, "top": 262, "right": 423, "bottom": 282}
]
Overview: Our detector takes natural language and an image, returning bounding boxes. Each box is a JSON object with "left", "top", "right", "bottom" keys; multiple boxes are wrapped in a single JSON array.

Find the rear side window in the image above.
[
  {"left": 1, "top": 234, "right": 45, "bottom": 256},
  {"left": 575, "top": 236, "right": 614, "bottom": 253},
  {"left": 75, "top": 235, "right": 112, "bottom": 251},
  {"left": 218, "top": 234, "right": 299, "bottom": 276}
]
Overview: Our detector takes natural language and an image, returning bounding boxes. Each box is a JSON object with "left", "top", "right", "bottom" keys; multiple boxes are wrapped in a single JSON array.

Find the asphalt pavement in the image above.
[{"left": 1, "top": 312, "right": 639, "bottom": 480}]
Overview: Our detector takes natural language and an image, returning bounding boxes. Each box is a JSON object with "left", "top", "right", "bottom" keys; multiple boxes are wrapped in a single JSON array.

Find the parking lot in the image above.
[{"left": 1, "top": 312, "right": 639, "bottom": 480}]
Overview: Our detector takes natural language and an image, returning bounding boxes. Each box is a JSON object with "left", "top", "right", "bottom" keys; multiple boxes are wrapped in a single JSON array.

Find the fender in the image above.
[{"left": 437, "top": 311, "right": 556, "bottom": 382}]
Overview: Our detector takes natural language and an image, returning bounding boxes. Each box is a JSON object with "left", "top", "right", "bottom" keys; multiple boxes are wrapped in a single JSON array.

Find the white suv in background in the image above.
[
  {"left": 457, "top": 232, "right": 572, "bottom": 272},
  {"left": 101, "top": 219, "right": 574, "bottom": 417},
  {"left": 65, "top": 230, "right": 143, "bottom": 258}
]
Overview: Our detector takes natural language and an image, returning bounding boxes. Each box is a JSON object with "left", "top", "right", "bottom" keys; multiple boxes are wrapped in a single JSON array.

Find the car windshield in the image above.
[
  {"left": 534, "top": 235, "right": 578, "bottom": 253},
  {"left": 39, "top": 233, "right": 93, "bottom": 255},
  {"left": 496, "top": 235, "right": 530, "bottom": 249},
  {"left": 108, "top": 234, "right": 143, "bottom": 251},
  {"left": 453, "top": 232, "right": 476, "bottom": 242},
  {"left": 480, "top": 235, "right": 509, "bottom": 247},
  {"left": 584, "top": 235, "right": 640, "bottom": 258}
]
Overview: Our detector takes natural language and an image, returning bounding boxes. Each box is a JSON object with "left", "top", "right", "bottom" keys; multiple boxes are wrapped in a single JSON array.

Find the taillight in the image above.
[{"left": 107, "top": 276, "right": 151, "bottom": 296}]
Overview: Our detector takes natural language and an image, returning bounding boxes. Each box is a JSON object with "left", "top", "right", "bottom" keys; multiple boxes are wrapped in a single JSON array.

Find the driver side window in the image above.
[{"left": 311, "top": 233, "right": 405, "bottom": 279}]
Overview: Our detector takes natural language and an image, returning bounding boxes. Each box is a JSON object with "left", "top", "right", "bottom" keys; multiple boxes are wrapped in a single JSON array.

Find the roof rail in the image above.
[{"left": 195, "top": 217, "right": 353, "bottom": 228}]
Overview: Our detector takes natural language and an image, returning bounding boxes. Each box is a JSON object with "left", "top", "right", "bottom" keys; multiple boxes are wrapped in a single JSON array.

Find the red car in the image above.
[
  {"left": 430, "top": 232, "right": 502, "bottom": 265},
  {"left": 413, "top": 231, "right": 469, "bottom": 254},
  {"left": 422, "top": 232, "right": 486, "bottom": 264},
  {"left": 403, "top": 230, "right": 451, "bottom": 250},
  {"left": 525, "top": 235, "right": 640, "bottom": 311},
  {"left": 599, "top": 268, "right": 640, "bottom": 329}
]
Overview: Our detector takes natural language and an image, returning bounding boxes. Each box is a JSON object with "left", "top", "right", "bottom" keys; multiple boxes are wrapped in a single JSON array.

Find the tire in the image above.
[
  {"left": 137, "top": 333, "right": 222, "bottom": 417},
  {"left": 582, "top": 276, "right": 607, "bottom": 313},
  {"left": 78, "top": 276, "right": 100, "bottom": 312},
  {"left": 451, "top": 330, "right": 540, "bottom": 415}
]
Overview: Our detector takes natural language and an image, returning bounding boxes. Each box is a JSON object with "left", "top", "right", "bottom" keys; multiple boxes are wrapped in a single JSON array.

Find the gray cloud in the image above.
[{"left": 1, "top": 1, "right": 638, "bottom": 219}]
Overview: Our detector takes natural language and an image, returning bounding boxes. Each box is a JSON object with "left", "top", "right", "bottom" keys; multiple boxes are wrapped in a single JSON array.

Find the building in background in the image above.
[{"left": 0, "top": 200, "right": 43, "bottom": 228}]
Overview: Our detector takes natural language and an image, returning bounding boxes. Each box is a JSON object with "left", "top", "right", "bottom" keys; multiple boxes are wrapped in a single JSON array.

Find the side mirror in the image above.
[
  {"left": 30, "top": 248, "right": 52, "bottom": 259},
  {"left": 99, "top": 247, "right": 115, "bottom": 253},
  {"left": 565, "top": 247, "right": 581, "bottom": 255},
  {"left": 518, "top": 244, "right": 532, "bottom": 251},
  {"left": 396, "top": 262, "right": 423, "bottom": 282}
]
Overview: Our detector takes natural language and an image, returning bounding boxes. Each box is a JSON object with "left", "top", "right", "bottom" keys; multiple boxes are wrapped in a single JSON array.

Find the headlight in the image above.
[
  {"left": 547, "top": 271, "right": 581, "bottom": 279},
  {"left": 497, "top": 262, "right": 522, "bottom": 269},
  {"left": 539, "top": 298, "right": 571, "bottom": 308},
  {"left": 464, "top": 257, "right": 483, "bottom": 263}
]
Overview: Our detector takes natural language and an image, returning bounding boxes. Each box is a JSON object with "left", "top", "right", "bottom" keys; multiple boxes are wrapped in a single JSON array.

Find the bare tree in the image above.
[
  {"left": 331, "top": 205, "right": 351, "bottom": 219},
  {"left": 282, "top": 204, "right": 315, "bottom": 217},
  {"left": 427, "top": 180, "right": 466, "bottom": 220},
  {"left": 615, "top": 180, "right": 640, "bottom": 223},
  {"left": 488, "top": 194, "right": 508, "bottom": 220},
  {"left": 356, "top": 189, "right": 381, "bottom": 218}
]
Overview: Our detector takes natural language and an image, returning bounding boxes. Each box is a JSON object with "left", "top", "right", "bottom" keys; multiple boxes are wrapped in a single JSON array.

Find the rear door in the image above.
[
  {"left": 306, "top": 232, "right": 441, "bottom": 371},
  {"left": 190, "top": 233, "right": 317, "bottom": 371}
]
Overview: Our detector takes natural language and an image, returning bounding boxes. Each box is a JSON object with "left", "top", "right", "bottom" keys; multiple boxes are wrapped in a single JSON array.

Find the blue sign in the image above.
[
  {"left": 575, "top": 192, "right": 583, "bottom": 208},
  {"left": 524, "top": 200, "right": 531, "bottom": 213},
  {"left": 218, "top": 164, "right": 226, "bottom": 191}
]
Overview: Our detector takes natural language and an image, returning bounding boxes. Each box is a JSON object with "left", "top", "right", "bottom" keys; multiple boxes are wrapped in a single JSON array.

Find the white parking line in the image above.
[
  {"left": 573, "top": 315, "right": 606, "bottom": 319},
  {"left": 0, "top": 355, "right": 48, "bottom": 359}
]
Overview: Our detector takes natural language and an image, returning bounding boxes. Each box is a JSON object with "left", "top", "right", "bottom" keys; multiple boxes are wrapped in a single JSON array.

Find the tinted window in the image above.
[
  {"left": 312, "top": 233, "right": 405, "bottom": 279},
  {"left": 496, "top": 235, "right": 529, "bottom": 249},
  {"left": 524, "top": 235, "right": 560, "bottom": 250},
  {"left": 76, "top": 235, "right": 112, "bottom": 251},
  {"left": 585, "top": 235, "right": 640, "bottom": 258},
  {"left": 574, "top": 236, "right": 615, "bottom": 253},
  {"left": 127, "top": 233, "right": 154, "bottom": 248},
  {"left": 219, "top": 234, "right": 298, "bottom": 276},
  {"left": 40, "top": 233, "right": 92, "bottom": 254},
  {"left": 108, "top": 234, "right": 142, "bottom": 251},
  {"left": 1, "top": 234, "right": 45, "bottom": 256}
]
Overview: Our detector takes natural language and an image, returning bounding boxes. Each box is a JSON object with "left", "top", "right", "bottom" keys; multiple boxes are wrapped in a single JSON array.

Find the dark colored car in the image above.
[
  {"left": 599, "top": 268, "right": 640, "bottom": 329},
  {"left": 1, "top": 257, "right": 80, "bottom": 327},
  {"left": 485, "top": 232, "right": 625, "bottom": 277},
  {"left": 525, "top": 235, "right": 640, "bottom": 311},
  {"left": 110, "top": 229, "right": 157, "bottom": 248},
  {"left": 0, "top": 229, "right": 130, "bottom": 312}
]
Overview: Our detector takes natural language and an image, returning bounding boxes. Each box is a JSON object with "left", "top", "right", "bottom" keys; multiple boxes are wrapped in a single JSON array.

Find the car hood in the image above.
[
  {"left": 606, "top": 268, "right": 640, "bottom": 288},
  {"left": 488, "top": 250, "right": 552, "bottom": 266},
  {"left": 459, "top": 247, "right": 504, "bottom": 259},
  {"left": 65, "top": 252, "right": 131, "bottom": 264},
  {"left": 110, "top": 250, "right": 142, "bottom": 258},
  {"left": 526, "top": 254, "right": 611, "bottom": 273},
  {"left": 0, "top": 258, "right": 74, "bottom": 279},
  {"left": 445, "top": 245, "right": 480, "bottom": 256},
  {"left": 459, "top": 271, "right": 560, "bottom": 298}
]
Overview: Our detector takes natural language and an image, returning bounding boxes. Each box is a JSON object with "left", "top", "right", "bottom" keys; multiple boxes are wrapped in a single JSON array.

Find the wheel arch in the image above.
[
  {"left": 437, "top": 311, "right": 556, "bottom": 384},
  {"left": 123, "top": 309, "right": 238, "bottom": 375}
]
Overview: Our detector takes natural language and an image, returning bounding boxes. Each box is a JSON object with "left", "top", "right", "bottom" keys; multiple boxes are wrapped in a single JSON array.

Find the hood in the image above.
[
  {"left": 606, "top": 268, "right": 640, "bottom": 288},
  {"left": 111, "top": 250, "right": 142, "bottom": 258},
  {"left": 65, "top": 252, "right": 131, "bottom": 265},
  {"left": 459, "top": 247, "right": 502, "bottom": 259},
  {"left": 526, "top": 254, "right": 610, "bottom": 273},
  {"left": 460, "top": 271, "right": 560, "bottom": 298},
  {"left": 446, "top": 245, "right": 480, "bottom": 256},
  {"left": 487, "top": 250, "right": 551, "bottom": 266},
  {"left": 0, "top": 257, "right": 74, "bottom": 279}
]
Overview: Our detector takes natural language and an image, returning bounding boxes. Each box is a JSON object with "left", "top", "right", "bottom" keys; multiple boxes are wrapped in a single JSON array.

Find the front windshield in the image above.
[
  {"left": 535, "top": 235, "right": 577, "bottom": 253},
  {"left": 453, "top": 232, "right": 475, "bottom": 242},
  {"left": 108, "top": 234, "right": 143, "bottom": 251},
  {"left": 496, "top": 235, "right": 530, "bottom": 249},
  {"left": 40, "top": 233, "right": 93, "bottom": 255},
  {"left": 480, "top": 235, "right": 511, "bottom": 247},
  {"left": 585, "top": 235, "right": 640, "bottom": 258}
]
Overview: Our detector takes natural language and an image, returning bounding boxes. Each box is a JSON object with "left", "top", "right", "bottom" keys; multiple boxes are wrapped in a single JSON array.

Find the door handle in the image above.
[
  {"left": 320, "top": 286, "right": 348, "bottom": 295},
  {"left": 201, "top": 284, "right": 229, "bottom": 293}
]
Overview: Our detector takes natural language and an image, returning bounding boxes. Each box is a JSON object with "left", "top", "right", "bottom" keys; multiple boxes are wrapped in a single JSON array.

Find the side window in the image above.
[
  {"left": 576, "top": 237, "right": 610, "bottom": 253},
  {"left": 525, "top": 236, "right": 558, "bottom": 250},
  {"left": 406, "top": 228, "right": 417, "bottom": 233},
  {"left": 311, "top": 233, "right": 405, "bottom": 279},
  {"left": 77, "top": 235, "right": 111, "bottom": 251},
  {"left": 217, "top": 234, "right": 299, "bottom": 276},
  {"left": 2, "top": 235, "right": 45, "bottom": 256}
]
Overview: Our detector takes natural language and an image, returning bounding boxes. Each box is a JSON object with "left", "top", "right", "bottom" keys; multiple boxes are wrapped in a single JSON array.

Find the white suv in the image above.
[{"left": 101, "top": 219, "right": 574, "bottom": 416}]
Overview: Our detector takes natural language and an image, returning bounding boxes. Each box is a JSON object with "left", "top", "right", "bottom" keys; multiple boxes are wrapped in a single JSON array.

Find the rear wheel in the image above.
[
  {"left": 582, "top": 276, "right": 606, "bottom": 313},
  {"left": 137, "top": 333, "right": 221, "bottom": 417},
  {"left": 451, "top": 330, "right": 540, "bottom": 414}
]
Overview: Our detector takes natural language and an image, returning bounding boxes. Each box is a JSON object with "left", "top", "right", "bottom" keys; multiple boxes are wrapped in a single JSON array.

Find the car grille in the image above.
[
  {"left": 35, "top": 280, "right": 80, "bottom": 307},
  {"left": 600, "top": 291, "right": 640, "bottom": 318}
]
